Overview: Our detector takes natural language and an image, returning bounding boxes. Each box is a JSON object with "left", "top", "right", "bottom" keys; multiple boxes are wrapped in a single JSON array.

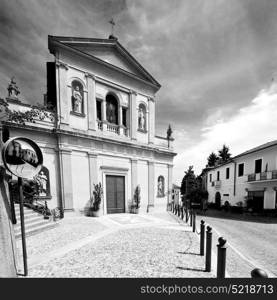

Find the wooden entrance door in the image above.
[{"left": 106, "top": 175, "right": 125, "bottom": 214}]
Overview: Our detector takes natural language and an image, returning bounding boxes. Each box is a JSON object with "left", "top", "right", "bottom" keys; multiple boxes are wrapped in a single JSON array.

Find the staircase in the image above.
[{"left": 13, "top": 204, "right": 58, "bottom": 239}]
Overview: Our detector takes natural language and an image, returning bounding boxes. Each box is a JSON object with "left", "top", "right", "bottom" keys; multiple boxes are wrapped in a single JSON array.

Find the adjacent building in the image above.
[
  {"left": 0, "top": 35, "right": 176, "bottom": 215},
  {"left": 205, "top": 140, "right": 277, "bottom": 211}
]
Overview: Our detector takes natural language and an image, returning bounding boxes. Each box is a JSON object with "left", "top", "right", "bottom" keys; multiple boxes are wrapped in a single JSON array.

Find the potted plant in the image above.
[
  {"left": 132, "top": 185, "right": 141, "bottom": 214},
  {"left": 87, "top": 183, "right": 103, "bottom": 217}
]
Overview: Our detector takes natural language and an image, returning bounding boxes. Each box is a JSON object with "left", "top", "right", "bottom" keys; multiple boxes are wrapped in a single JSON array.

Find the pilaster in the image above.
[
  {"left": 131, "top": 159, "right": 138, "bottom": 198},
  {"left": 56, "top": 61, "right": 69, "bottom": 126},
  {"left": 167, "top": 164, "right": 173, "bottom": 209},
  {"left": 88, "top": 153, "right": 98, "bottom": 198},
  {"left": 59, "top": 148, "right": 73, "bottom": 210},
  {"left": 148, "top": 161, "right": 155, "bottom": 211},
  {"left": 148, "top": 97, "right": 155, "bottom": 144},
  {"left": 130, "top": 90, "right": 137, "bottom": 140},
  {"left": 86, "top": 73, "right": 97, "bottom": 131}
]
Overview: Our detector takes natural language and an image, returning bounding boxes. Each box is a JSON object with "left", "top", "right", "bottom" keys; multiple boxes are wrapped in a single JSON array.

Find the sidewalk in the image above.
[{"left": 16, "top": 211, "right": 216, "bottom": 278}]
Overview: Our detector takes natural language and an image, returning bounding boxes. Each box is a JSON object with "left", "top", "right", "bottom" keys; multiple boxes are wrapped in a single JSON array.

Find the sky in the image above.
[{"left": 1, "top": 0, "right": 277, "bottom": 185}]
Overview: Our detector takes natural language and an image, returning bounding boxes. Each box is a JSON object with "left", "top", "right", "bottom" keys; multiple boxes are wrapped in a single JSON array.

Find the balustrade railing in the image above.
[
  {"left": 107, "top": 123, "right": 119, "bottom": 134},
  {"left": 248, "top": 170, "right": 277, "bottom": 182}
]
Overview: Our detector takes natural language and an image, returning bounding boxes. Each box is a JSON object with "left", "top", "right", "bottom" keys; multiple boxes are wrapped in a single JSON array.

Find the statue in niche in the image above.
[
  {"left": 72, "top": 85, "right": 83, "bottom": 114},
  {"left": 138, "top": 107, "right": 146, "bottom": 131},
  {"left": 35, "top": 166, "right": 51, "bottom": 198},
  {"left": 157, "top": 176, "right": 165, "bottom": 197},
  {"left": 107, "top": 101, "right": 116, "bottom": 123}
]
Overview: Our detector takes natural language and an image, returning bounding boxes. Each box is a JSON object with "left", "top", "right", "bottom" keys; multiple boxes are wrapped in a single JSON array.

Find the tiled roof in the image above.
[{"left": 234, "top": 140, "right": 277, "bottom": 158}]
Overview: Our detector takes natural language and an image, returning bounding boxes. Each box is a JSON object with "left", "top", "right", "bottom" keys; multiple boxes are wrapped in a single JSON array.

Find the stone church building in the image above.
[{"left": 1, "top": 35, "right": 176, "bottom": 215}]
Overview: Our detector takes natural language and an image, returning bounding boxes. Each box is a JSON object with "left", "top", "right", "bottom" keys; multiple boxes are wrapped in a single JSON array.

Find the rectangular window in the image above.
[
  {"left": 96, "top": 100, "right": 102, "bottom": 120},
  {"left": 238, "top": 163, "right": 244, "bottom": 177},
  {"left": 226, "top": 167, "right": 230, "bottom": 179},
  {"left": 255, "top": 159, "right": 262, "bottom": 174},
  {"left": 209, "top": 174, "right": 212, "bottom": 182},
  {"left": 217, "top": 171, "right": 220, "bottom": 181}
]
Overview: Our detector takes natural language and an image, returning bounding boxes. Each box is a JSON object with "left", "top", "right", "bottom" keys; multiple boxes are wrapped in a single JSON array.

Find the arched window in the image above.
[
  {"left": 157, "top": 175, "right": 165, "bottom": 197},
  {"left": 106, "top": 93, "right": 118, "bottom": 125},
  {"left": 138, "top": 103, "right": 146, "bottom": 132},
  {"left": 71, "top": 80, "right": 84, "bottom": 115}
]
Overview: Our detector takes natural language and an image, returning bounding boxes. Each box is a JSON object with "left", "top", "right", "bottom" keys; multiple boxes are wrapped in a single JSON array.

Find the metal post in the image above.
[
  {"left": 251, "top": 268, "right": 268, "bottom": 278},
  {"left": 200, "top": 220, "right": 205, "bottom": 256},
  {"left": 18, "top": 177, "right": 28, "bottom": 276},
  {"left": 192, "top": 211, "right": 196, "bottom": 232},
  {"left": 181, "top": 206, "right": 184, "bottom": 220},
  {"left": 190, "top": 209, "right": 193, "bottom": 227},
  {"left": 205, "top": 226, "right": 212, "bottom": 272},
  {"left": 217, "top": 237, "right": 227, "bottom": 278}
]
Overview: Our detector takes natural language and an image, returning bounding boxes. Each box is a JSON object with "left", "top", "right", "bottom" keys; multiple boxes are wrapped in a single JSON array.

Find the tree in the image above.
[
  {"left": 207, "top": 152, "right": 218, "bottom": 167},
  {"left": 218, "top": 144, "right": 231, "bottom": 162},
  {"left": 181, "top": 166, "right": 196, "bottom": 196}
]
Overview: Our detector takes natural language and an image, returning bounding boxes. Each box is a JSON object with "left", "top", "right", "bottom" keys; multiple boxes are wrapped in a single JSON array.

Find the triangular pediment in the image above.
[{"left": 49, "top": 36, "right": 160, "bottom": 88}]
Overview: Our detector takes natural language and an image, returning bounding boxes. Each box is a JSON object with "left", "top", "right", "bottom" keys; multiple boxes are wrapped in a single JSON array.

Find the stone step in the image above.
[
  {"left": 14, "top": 218, "right": 51, "bottom": 232},
  {"left": 14, "top": 215, "right": 46, "bottom": 228},
  {"left": 15, "top": 221, "right": 58, "bottom": 239},
  {"left": 15, "top": 211, "right": 41, "bottom": 220},
  {"left": 13, "top": 204, "right": 58, "bottom": 239}
]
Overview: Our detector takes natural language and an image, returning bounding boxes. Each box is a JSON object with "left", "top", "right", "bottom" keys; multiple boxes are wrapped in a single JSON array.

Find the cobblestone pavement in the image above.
[{"left": 21, "top": 211, "right": 215, "bottom": 278}]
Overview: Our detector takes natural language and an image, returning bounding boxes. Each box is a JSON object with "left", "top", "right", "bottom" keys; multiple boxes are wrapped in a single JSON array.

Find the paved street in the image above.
[
  {"left": 199, "top": 213, "right": 277, "bottom": 278},
  {"left": 16, "top": 212, "right": 215, "bottom": 278}
]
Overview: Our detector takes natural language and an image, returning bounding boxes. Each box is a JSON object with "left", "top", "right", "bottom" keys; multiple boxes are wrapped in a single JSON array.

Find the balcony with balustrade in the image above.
[
  {"left": 247, "top": 170, "right": 277, "bottom": 183},
  {"left": 97, "top": 119, "right": 129, "bottom": 137}
]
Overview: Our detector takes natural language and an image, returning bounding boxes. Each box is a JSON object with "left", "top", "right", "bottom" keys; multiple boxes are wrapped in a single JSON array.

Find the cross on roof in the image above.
[{"left": 109, "top": 18, "right": 115, "bottom": 36}]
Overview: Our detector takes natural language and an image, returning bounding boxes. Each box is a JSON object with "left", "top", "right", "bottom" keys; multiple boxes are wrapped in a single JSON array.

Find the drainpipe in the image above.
[{"left": 233, "top": 162, "right": 237, "bottom": 197}]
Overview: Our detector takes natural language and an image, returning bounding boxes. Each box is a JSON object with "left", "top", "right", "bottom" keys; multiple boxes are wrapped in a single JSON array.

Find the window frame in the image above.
[{"left": 238, "top": 163, "right": 244, "bottom": 177}]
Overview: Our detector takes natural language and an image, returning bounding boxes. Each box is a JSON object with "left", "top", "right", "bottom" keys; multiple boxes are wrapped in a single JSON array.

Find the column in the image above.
[
  {"left": 86, "top": 73, "right": 97, "bottom": 131},
  {"left": 56, "top": 61, "right": 69, "bottom": 126},
  {"left": 119, "top": 105, "right": 124, "bottom": 135},
  {"left": 88, "top": 153, "right": 98, "bottom": 198},
  {"left": 148, "top": 97, "right": 155, "bottom": 144},
  {"left": 59, "top": 148, "right": 73, "bottom": 210},
  {"left": 168, "top": 164, "right": 173, "bottom": 209},
  {"left": 148, "top": 161, "right": 155, "bottom": 211},
  {"left": 131, "top": 159, "right": 138, "bottom": 199},
  {"left": 101, "top": 98, "right": 107, "bottom": 131},
  {"left": 130, "top": 90, "right": 137, "bottom": 140}
]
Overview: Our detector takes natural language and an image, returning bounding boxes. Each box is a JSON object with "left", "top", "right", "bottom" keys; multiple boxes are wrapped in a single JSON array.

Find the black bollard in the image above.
[
  {"left": 190, "top": 210, "right": 193, "bottom": 227},
  {"left": 181, "top": 207, "right": 184, "bottom": 220},
  {"left": 192, "top": 212, "right": 196, "bottom": 232},
  {"left": 200, "top": 220, "right": 205, "bottom": 256},
  {"left": 217, "top": 237, "right": 227, "bottom": 278},
  {"left": 178, "top": 205, "right": 180, "bottom": 217},
  {"left": 205, "top": 226, "right": 212, "bottom": 272},
  {"left": 251, "top": 268, "right": 268, "bottom": 278}
]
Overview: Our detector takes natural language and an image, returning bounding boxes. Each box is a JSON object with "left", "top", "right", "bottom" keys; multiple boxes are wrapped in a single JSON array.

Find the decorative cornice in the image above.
[
  {"left": 87, "top": 152, "right": 98, "bottom": 158},
  {"left": 129, "top": 90, "right": 137, "bottom": 96},
  {"left": 100, "top": 166, "right": 129, "bottom": 172},
  {"left": 84, "top": 72, "right": 96, "bottom": 80},
  {"left": 56, "top": 61, "right": 69, "bottom": 70}
]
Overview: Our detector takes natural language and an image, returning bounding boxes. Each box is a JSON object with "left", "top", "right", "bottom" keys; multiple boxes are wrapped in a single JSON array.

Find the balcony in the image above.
[
  {"left": 247, "top": 170, "right": 277, "bottom": 182},
  {"left": 97, "top": 120, "right": 129, "bottom": 137}
]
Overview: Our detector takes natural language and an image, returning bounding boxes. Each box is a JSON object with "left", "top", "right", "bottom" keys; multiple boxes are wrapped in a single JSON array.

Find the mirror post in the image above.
[{"left": 18, "top": 176, "right": 28, "bottom": 276}]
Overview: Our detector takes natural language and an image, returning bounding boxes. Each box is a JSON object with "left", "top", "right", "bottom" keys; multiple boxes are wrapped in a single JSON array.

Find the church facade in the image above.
[{"left": 1, "top": 35, "right": 176, "bottom": 215}]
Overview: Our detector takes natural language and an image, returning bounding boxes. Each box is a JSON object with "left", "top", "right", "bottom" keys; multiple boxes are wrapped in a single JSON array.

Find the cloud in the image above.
[{"left": 173, "top": 81, "right": 277, "bottom": 183}]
